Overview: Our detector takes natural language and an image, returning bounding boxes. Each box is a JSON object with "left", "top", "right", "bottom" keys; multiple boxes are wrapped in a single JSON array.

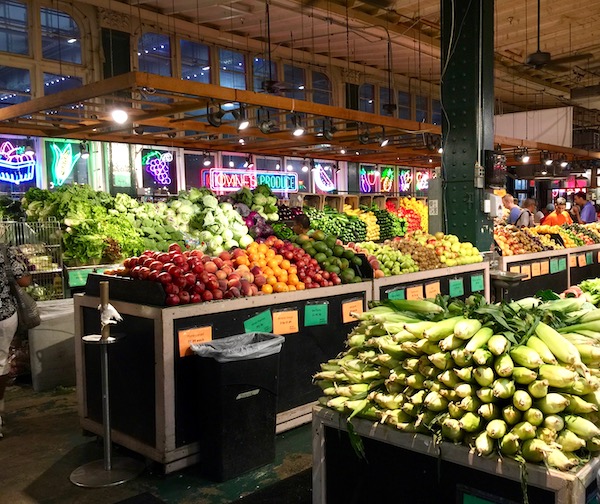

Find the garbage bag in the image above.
[{"left": 191, "top": 332, "right": 284, "bottom": 363}]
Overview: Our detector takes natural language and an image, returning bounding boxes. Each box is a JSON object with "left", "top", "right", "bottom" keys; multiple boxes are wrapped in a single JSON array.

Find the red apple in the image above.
[
  {"left": 219, "top": 251, "right": 232, "bottom": 262},
  {"left": 165, "top": 294, "right": 180, "bottom": 306},
  {"left": 201, "top": 290, "right": 213, "bottom": 302},
  {"left": 164, "top": 282, "right": 179, "bottom": 295},
  {"left": 193, "top": 281, "right": 205, "bottom": 293},
  {"left": 190, "top": 293, "right": 202, "bottom": 303},
  {"left": 178, "top": 291, "right": 190, "bottom": 304},
  {"left": 215, "top": 270, "right": 227, "bottom": 280},
  {"left": 213, "top": 257, "right": 224, "bottom": 269},
  {"left": 204, "top": 261, "right": 218, "bottom": 274},
  {"left": 213, "top": 289, "right": 224, "bottom": 300},
  {"left": 168, "top": 243, "right": 182, "bottom": 254}
]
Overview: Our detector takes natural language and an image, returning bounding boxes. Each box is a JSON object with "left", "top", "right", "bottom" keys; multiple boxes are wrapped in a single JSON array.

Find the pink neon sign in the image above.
[
  {"left": 208, "top": 168, "right": 298, "bottom": 193},
  {"left": 398, "top": 169, "right": 413, "bottom": 192},
  {"left": 0, "top": 141, "right": 35, "bottom": 185}
]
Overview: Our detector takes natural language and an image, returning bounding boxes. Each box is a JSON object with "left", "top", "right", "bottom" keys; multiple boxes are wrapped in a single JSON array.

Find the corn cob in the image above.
[
  {"left": 527, "top": 379, "right": 549, "bottom": 399},
  {"left": 564, "top": 414, "right": 600, "bottom": 439},
  {"left": 556, "top": 429, "right": 586, "bottom": 451},
  {"left": 448, "top": 401, "right": 465, "bottom": 419},
  {"left": 522, "top": 438, "right": 552, "bottom": 463},
  {"left": 369, "top": 392, "right": 404, "bottom": 410},
  {"left": 510, "top": 346, "right": 544, "bottom": 369},
  {"left": 474, "top": 432, "right": 495, "bottom": 456},
  {"left": 458, "top": 396, "right": 481, "bottom": 413},
  {"left": 454, "top": 366, "right": 473, "bottom": 382},
  {"left": 513, "top": 390, "right": 533, "bottom": 411},
  {"left": 494, "top": 354, "right": 514, "bottom": 378},
  {"left": 439, "top": 389, "right": 459, "bottom": 402},
  {"left": 523, "top": 408, "right": 544, "bottom": 426},
  {"left": 455, "top": 383, "right": 475, "bottom": 399},
  {"left": 512, "top": 367, "right": 538, "bottom": 385},
  {"left": 537, "top": 427, "right": 558, "bottom": 445},
  {"left": 526, "top": 336, "right": 558, "bottom": 364},
  {"left": 545, "top": 449, "right": 578, "bottom": 471},
  {"left": 511, "top": 421, "right": 536, "bottom": 440},
  {"left": 540, "top": 297, "right": 586, "bottom": 313},
  {"left": 499, "top": 433, "right": 520, "bottom": 455},
  {"left": 538, "top": 364, "right": 578, "bottom": 388},
  {"left": 502, "top": 405, "right": 522, "bottom": 425},
  {"left": 405, "top": 372, "right": 427, "bottom": 390},
  {"left": 451, "top": 348, "right": 473, "bottom": 367},
  {"left": 458, "top": 412, "right": 481, "bottom": 432},
  {"left": 476, "top": 387, "right": 495, "bottom": 403},
  {"left": 558, "top": 320, "right": 600, "bottom": 335},
  {"left": 574, "top": 344, "right": 600, "bottom": 364},
  {"left": 401, "top": 403, "right": 419, "bottom": 417},
  {"left": 543, "top": 415, "right": 565, "bottom": 431},
  {"left": 439, "top": 334, "right": 464, "bottom": 352},
  {"left": 563, "top": 394, "right": 598, "bottom": 414},
  {"left": 537, "top": 322, "right": 584, "bottom": 366},
  {"left": 326, "top": 396, "right": 349, "bottom": 411},
  {"left": 535, "top": 393, "right": 570, "bottom": 414},
  {"left": 414, "top": 339, "right": 441, "bottom": 355},
  {"left": 488, "top": 334, "right": 511, "bottom": 356},
  {"left": 428, "top": 352, "right": 454, "bottom": 370},
  {"left": 578, "top": 309, "right": 600, "bottom": 323},
  {"left": 439, "top": 369, "right": 461, "bottom": 388},
  {"left": 492, "top": 378, "right": 515, "bottom": 399},
  {"left": 424, "top": 391, "right": 449, "bottom": 412},
  {"left": 387, "top": 299, "right": 444, "bottom": 314},
  {"left": 486, "top": 419, "right": 508, "bottom": 439},
  {"left": 509, "top": 297, "right": 541, "bottom": 311},
  {"left": 422, "top": 316, "right": 464, "bottom": 341},
  {"left": 473, "top": 366, "right": 495, "bottom": 387},
  {"left": 453, "top": 319, "right": 482, "bottom": 340},
  {"left": 403, "top": 321, "right": 438, "bottom": 337},
  {"left": 465, "top": 328, "right": 494, "bottom": 352},
  {"left": 478, "top": 403, "right": 500, "bottom": 421},
  {"left": 441, "top": 417, "right": 463, "bottom": 442}
]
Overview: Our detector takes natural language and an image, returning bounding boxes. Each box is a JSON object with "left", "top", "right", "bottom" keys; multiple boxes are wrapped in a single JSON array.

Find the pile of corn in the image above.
[
  {"left": 314, "top": 297, "right": 600, "bottom": 473},
  {"left": 344, "top": 205, "right": 380, "bottom": 241}
]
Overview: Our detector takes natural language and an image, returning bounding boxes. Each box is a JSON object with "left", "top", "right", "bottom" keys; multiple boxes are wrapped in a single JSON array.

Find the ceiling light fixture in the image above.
[
  {"left": 358, "top": 124, "right": 370, "bottom": 144},
  {"left": 232, "top": 104, "right": 249, "bottom": 131},
  {"left": 243, "top": 156, "right": 254, "bottom": 169},
  {"left": 292, "top": 114, "right": 304, "bottom": 136},
  {"left": 79, "top": 141, "right": 89, "bottom": 160},
  {"left": 340, "top": 148, "right": 346, "bottom": 155},
  {"left": 207, "top": 103, "right": 226, "bottom": 127},
  {"left": 111, "top": 108, "right": 128, "bottom": 124},
  {"left": 559, "top": 155, "right": 569, "bottom": 168},
  {"left": 542, "top": 151, "right": 553, "bottom": 166},
  {"left": 203, "top": 153, "right": 212, "bottom": 167},
  {"left": 522, "top": 148, "right": 530, "bottom": 163},
  {"left": 378, "top": 127, "right": 389, "bottom": 147},
  {"left": 322, "top": 118, "right": 336, "bottom": 141},
  {"left": 258, "top": 108, "right": 275, "bottom": 134}
]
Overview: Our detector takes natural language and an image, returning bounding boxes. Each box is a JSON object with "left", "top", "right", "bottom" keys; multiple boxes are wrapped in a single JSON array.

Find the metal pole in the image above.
[{"left": 99, "top": 281, "right": 112, "bottom": 470}]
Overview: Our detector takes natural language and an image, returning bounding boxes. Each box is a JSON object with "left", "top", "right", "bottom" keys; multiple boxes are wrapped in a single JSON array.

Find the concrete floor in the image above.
[{"left": 0, "top": 382, "right": 312, "bottom": 504}]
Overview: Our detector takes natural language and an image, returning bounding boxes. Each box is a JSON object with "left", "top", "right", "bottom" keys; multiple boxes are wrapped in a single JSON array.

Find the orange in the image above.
[
  {"left": 280, "top": 259, "right": 291, "bottom": 270},
  {"left": 261, "top": 284, "right": 273, "bottom": 294},
  {"left": 267, "top": 259, "right": 280, "bottom": 270},
  {"left": 274, "top": 282, "right": 288, "bottom": 293},
  {"left": 265, "top": 249, "right": 276, "bottom": 259},
  {"left": 296, "top": 282, "right": 305, "bottom": 290},
  {"left": 274, "top": 254, "right": 283, "bottom": 263},
  {"left": 288, "top": 273, "right": 299, "bottom": 285},
  {"left": 287, "top": 285, "right": 296, "bottom": 291},
  {"left": 288, "top": 266, "right": 297, "bottom": 275},
  {"left": 262, "top": 266, "right": 274, "bottom": 276},
  {"left": 267, "top": 275, "right": 278, "bottom": 286},
  {"left": 258, "top": 243, "right": 269, "bottom": 254}
]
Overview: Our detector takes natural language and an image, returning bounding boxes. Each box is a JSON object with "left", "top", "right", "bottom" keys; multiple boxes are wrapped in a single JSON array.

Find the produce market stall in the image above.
[
  {"left": 312, "top": 406, "right": 600, "bottom": 504},
  {"left": 567, "top": 244, "right": 600, "bottom": 287},
  {"left": 74, "top": 277, "right": 371, "bottom": 473},
  {"left": 372, "top": 261, "right": 490, "bottom": 302}
]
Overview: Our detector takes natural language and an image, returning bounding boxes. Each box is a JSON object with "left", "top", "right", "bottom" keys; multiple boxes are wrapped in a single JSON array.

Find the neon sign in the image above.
[
  {"left": 313, "top": 164, "right": 336, "bottom": 192},
  {"left": 144, "top": 150, "right": 173, "bottom": 185},
  {"left": 416, "top": 170, "right": 430, "bottom": 191},
  {"left": 399, "top": 169, "right": 413, "bottom": 192},
  {"left": 381, "top": 166, "right": 394, "bottom": 193},
  {"left": 208, "top": 168, "right": 298, "bottom": 194},
  {"left": 0, "top": 141, "right": 35, "bottom": 185},
  {"left": 359, "top": 165, "right": 379, "bottom": 193},
  {"left": 50, "top": 142, "right": 79, "bottom": 187}
]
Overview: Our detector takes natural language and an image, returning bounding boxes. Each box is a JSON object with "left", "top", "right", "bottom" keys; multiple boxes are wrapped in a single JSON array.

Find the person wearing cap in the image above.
[
  {"left": 573, "top": 191, "right": 598, "bottom": 224},
  {"left": 543, "top": 197, "right": 573, "bottom": 226}
]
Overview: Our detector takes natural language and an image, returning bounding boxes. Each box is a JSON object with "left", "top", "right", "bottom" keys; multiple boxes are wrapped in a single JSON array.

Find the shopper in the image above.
[
  {"left": 292, "top": 214, "right": 311, "bottom": 235},
  {"left": 572, "top": 191, "right": 598, "bottom": 224},
  {"left": 515, "top": 198, "right": 536, "bottom": 227},
  {"left": 543, "top": 197, "right": 573, "bottom": 226},
  {"left": 540, "top": 203, "right": 554, "bottom": 224},
  {"left": 0, "top": 244, "right": 31, "bottom": 438},
  {"left": 502, "top": 194, "right": 521, "bottom": 225}
]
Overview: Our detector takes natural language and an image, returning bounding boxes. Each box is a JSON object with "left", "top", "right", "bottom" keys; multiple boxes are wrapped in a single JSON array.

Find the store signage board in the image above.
[
  {"left": 0, "top": 140, "right": 36, "bottom": 186},
  {"left": 587, "top": 252, "right": 594, "bottom": 265},
  {"left": 244, "top": 309, "right": 273, "bottom": 333},
  {"left": 178, "top": 326, "right": 212, "bottom": 357},
  {"left": 406, "top": 285, "right": 423, "bottom": 300},
  {"left": 521, "top": 264, "right": 531, "bottom": 281},
  {"left": 570, "top": 255, "right": 578, "bottom": 268},
  {"left": 425, "top": 281, "right": 441, "bottom": 298},
  {"left": 208, "top": 168, "right": 298, "bottom": 194},
  {"left": 558, "top": 258, "right": 567, "bottom": 271},
  {"left": 387, "top": 289, "right": 405, "bottom": 300},
  {"left": 578, "top": 254, "right": 587, "bottom": 267},
  {"left": 470, "top": 275, "right": 484, "bottom": 292},
  {"left": 530, "top": 263, "right": 541, "bottom": 277},
  {"left": 449, "top": 278, "right": 464, "bottom": 297},
  {"left": 304, "top": 303, "right": 328, "bottom": 327},
  {"left": 342, "top": 299, "right": 363, "bottom": 324},
  {"left": 550, "top": 259, "right": 559, "bottom": 274},
  {"left": 540, "top": 261, "right": 550, "bottom": 275},
  {"left": 272, "top": 310, "right": 299, "bottom": 335}
]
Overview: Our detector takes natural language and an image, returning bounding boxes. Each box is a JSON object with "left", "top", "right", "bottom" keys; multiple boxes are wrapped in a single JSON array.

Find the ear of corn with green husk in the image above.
[
  {"left": 494, "top": 354, "right": 514, "bottom": 377},
  {"left": 439, "top": 334, "right": 464, "bottom": 352},
  {"left": 522, "top": 438, "right": 552, "bottom": 463},
  {"left": 563, "top": 394, "right": 599, "bottom": 414},
  {"left": 537, "top": 427, "right": 558, "bottom": 445},
  {"left": 512, "top": 367, "right": 538, "bottom": 384},
  {"left": 454, "top": 319, "right": 482, "bottom": 340},
  {"left": 523, "top": 408, "right": 544, "bottom": 426},
  {"left": 465, "top": 328, "right": 494, "bottom": 352},
  {"left": 545, "top": 448, "right": 579, "bottom": 471},
  {"left": 488, "top": 334, "right": 511, "bottom": 356},
  {"left": 526, "top": 336, "right": 558, "bottom": 364},
  {"left": 441, "top": 417, "right": 463, "bottom": 442},
  {"left": 403, "top": 321, "right": 438, "bottom": 337},
  {"left": 537, "top": 322, "right": 584, "bottom": 367},
  {"left": 543, "top": 414, "right": 565, "bottom": 431},
  {"left": 502, "top": 405, "right": 522, "bottom": 425},
  {"left": 473, "top": 367, "right": 495, "bottom": 387},
  {"left": 556, "top": 429, "right": 586, "bottom": 451},
  {"left": 511, "top": 421, "right": 536, "bottom": 440},
  {"left": 538, "top": 364, "right": 578, "bottom": 388},
  {"left": 492, "top": 379, "right": 515, "bottom": 399},
  {"left": 422, "top": 316, "right": 464, "bottom": 341},
  {"left": 476, "top": 387, "right": 495, "bottom": 403},
  {"left": 565, "top": 414, "right": 600, "bottom": 439},
  {"left": 499, "top": 433, "right": 520, "bottom": 455},
  {"left": 475, "top": 432, "right": 495, "bottom": 456},
  {"left": 535, "top": 393, "right": 570, "bottom": 414},
  {"left": 472, "top": 348, "right": 493, "bottom": 366},
  {"left": 459, "top": 412, "right": 481, "bottom": 432},
  {"left": 513, "top": 390, "right": 533, "bottom": 411},
  {"left": 451, "top": 348, "right": 473, "bottom": 367},
  {"left": 510, "top": 346, "right": 544, "bottom": 369},
  {"left": 486, "top": 419, "right": 507, "bottom": 439}
]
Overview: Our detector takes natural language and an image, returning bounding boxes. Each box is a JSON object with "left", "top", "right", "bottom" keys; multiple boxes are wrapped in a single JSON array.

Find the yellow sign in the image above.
[
  {"left": 578, "top": 254, "right": 587, "bottom": 268},
  {"left": 406, "top": 285, "right": 424, "bottom": 300},
  {"left": 272, "top": 310, "right": 299, "bottom": 335},
  {"left": 178, "top": 326, "right": 212, "bottom": 357},
  {"left": 570, "top": 255, "right": 577, "bottom": 268},
  {"left": 509, "top": 266, "right": 520, "bottom": 274},
  {"left": 521, "top": 264, "right": 531, "bottom": 281}
]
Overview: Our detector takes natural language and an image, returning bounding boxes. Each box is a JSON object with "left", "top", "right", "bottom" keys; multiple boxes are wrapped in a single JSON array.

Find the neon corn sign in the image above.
[
  {"left": 0, "top": 141, "right": 36, "bottom": 185},
  {"left": 208, "top": 168, "right": 298, "bottom": 193}
]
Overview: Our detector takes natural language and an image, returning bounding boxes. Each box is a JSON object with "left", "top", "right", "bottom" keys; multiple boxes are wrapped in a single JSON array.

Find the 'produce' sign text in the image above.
[{"left": 207, "top": 168, "right": 298, "bottom": 193}]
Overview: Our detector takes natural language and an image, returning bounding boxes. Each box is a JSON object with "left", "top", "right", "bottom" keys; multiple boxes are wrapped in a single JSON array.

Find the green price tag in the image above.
[
  {"left": 68, "top": 268, "right": 94, "bottom": 288},
  {"left": 449, "top": 278, "right": 464, "bottom": 297},
  {"left": 550, "top": 259, "right": 559, "bottom": 274},
  {"left": 304, "top": 303, "right": 328, "bottom": 327},
  {"left": 558, "top": 258, "right": 567, "bottom": 271},
  {"left": 244, "top": 309, "right": 273, "bottom": 333},
  {"left": 387, "top": 289, "right": 405, "bottom": 300},
  {"left": 470, "top": 275, "right": 484, "bottom": 292},
  {"left": 586, "top": 252, "right": 593, "bottom": 265}
]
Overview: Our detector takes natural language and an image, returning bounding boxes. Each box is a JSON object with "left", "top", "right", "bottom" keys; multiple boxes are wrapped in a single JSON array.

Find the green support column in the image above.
[{"left": 441, "top": 0, "right": 495, "bottom": 250}]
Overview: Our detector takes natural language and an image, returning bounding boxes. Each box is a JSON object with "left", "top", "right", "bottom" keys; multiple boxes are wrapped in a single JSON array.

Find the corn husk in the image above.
[
  {"left": 486, "top": 419, "right": 508, "bottom": 439},
  {"left": 488, "top": 334, "right": 511, "bottom": 356},
  {"left": 478, "top": 403, "right": 500, "bottom": 421}
]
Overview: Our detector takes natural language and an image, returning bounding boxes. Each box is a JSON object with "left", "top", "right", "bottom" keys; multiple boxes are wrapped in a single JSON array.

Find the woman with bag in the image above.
[{"left": 0, "top": 244, "right": 32, "bottom": 438}]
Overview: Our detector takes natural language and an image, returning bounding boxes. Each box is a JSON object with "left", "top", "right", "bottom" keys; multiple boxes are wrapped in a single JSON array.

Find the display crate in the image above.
[
  {"left": 343, "top": 195, "right": 359, "bottom": 210},
  {"left": 74, "top": 280, "right": 371, "bottom": 473},
  {"left": 312, "top": 406, "right": 600, "bottom": 504},
  {"left": 358, "top": 195, "right": 373, "bottom": 208},
  {"left": 323, "top": 194, "right": 344, "bottom": 213},
  {"left": 303, "top": 194, "right": 324, "bottom": 210},
  {"left": 498, "top": 249, "right": 571, "bottom": 300},
  {"left": 372, "top": 261, "right": 490, "bottom": 302},
  {"left": 371, "top": 194, "right": 386, "bottom": 209},
  {"left": 384, "top": 196, "right": 400, "bottom": 209}
]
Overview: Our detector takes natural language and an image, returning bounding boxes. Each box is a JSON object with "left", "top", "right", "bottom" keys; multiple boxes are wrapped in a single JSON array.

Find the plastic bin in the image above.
[{"left": 191, "top": 332, "right": 285, "bottom": 481}]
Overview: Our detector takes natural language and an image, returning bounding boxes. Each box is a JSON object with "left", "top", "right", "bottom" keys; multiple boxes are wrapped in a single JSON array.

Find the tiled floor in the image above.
[{"left": 0, "top": 382, "right": 312, "bottom": 504}]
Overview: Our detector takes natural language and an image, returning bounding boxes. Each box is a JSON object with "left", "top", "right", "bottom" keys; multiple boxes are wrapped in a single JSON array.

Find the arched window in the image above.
[
  {"left": 0, "top": 65, "right": 30, "bottom": 106},
  {"left": 0, "top": 0, "right": 28, "bottom": 55},
  {"left": 40, "top": 6, "right": 81, "bottom": 64},
  {"left": 312, "top": 71, "right": 331, "bottom": 105},
  {"left": 138, "top": 33, "right": 172, "bottom": 77}
]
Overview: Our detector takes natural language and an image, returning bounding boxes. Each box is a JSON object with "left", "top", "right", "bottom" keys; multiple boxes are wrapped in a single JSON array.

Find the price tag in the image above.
[
  {"left": 178, "top": 326, "right": 212, "bottom": 357},
  {"left": 558, "top": 258, "right": 567, "bottom": 271},
  {"left": 520, "top": 264, "right": 531, "bottom": 281},
  {"left": 540, "top": 261, "right": 549, "bottom": 275},
  {"left": 387, "top": 289, "right": 405, "bottom": 300},
  {"left": 587, "top": 252, "right": 594, "bottom": 265},
  {"left": 597, "top": 251, "right": 600, "bottom": 263},
  {"left": 244, "top": 309, "right": 273, "bottom": 333},
  {"left": 272, "top": 310, "right": 299, "bottom": 335},
  {"left": 509, "top": 266, "right": 520, "bottom": 274},
  {"left": 577, "top": 254, "right": 586, "bottom": 268},
  {"left": 406, "top": 285, "right": 424, "bottom": 300},
  {"left": 342, "top": 299, "right": 363, "bottom": 324},
  {"left": 531, "top": 263, "right": 541, "bottom": 277},
  {"left": 470, "top": 274, "right": 484, "bottom": 292},
  {"left": 304, "top": 303, "right": 328, "bottom": 327},
  {"left": 570, "top": 255, "right": 578, "bottom": 268},
  {"left": 550, "top": 259, "right": 559, "bottom": 274},
  {"left": 425, "top": 281, "right": 441, "bottom": 298},
  {"left": 449, "top": 278, "right": 464, "bottom": 298}
]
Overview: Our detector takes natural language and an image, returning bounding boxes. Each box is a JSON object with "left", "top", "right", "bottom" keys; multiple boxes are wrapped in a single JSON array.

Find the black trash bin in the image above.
[{"left": 191, "top": 332, "right": 285, "bottom": 481}]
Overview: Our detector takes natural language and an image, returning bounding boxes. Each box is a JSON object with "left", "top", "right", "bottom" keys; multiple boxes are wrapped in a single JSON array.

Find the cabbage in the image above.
[
  {"left": 220, "top": 202, "right": 234, "bottom": 213},
  {"left": 211, "top": 235, "right": 224, "bottom": 246},
  {"left": 253, "top": 194, "right": 267, "bottom": 206},
  {"left": 199, "top": 230, "right": 213, "bottom": 242},
  {"left": 224, "top": 239, "right": 239, "bottom": 250},
  {"left": 203, "top": 195, "right": 219, "bottom": 209},
  {"left": 267, "top": 213, "right": 279, "bottom": 222},
  {"left": 222, "top": 229, "right": 234, "bottom": 241},
  {"left": 239, "top": 234, "right": 254, "bottom": 249}
]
